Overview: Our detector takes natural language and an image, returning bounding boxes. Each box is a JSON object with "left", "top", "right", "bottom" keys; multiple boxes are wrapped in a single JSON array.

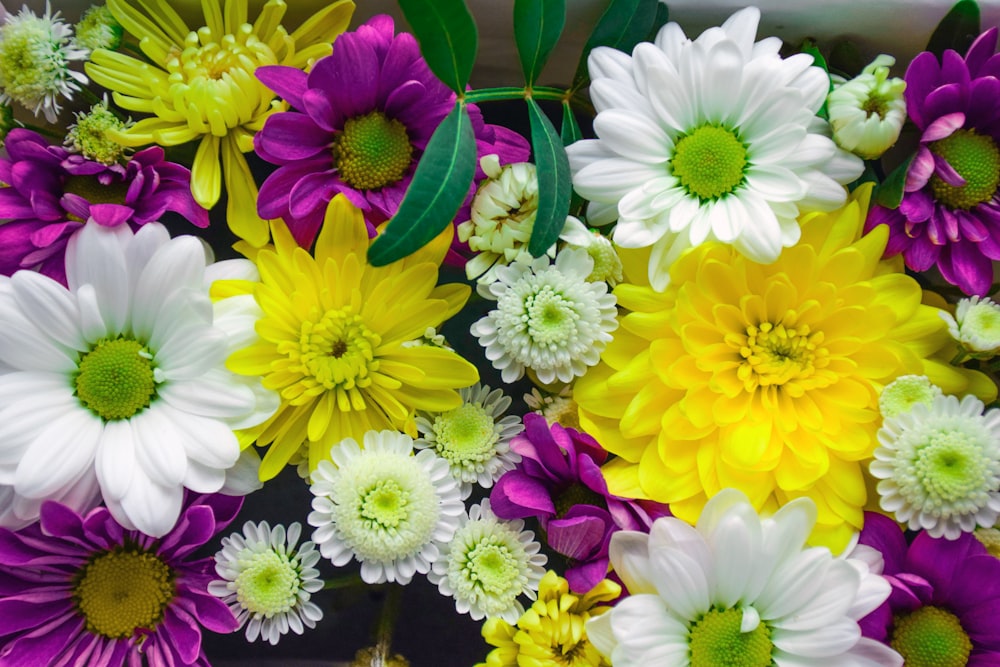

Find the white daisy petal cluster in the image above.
[
  {"left": 0, "top": 222, "right": 278, "bottom": 536},
  {"left": 586, "top": 489, "right": 901, "bottom": 667},
  {"left": 307, "top": 430, "right": 463, "bottom": 584},
  {"left": 210, "top": 521, "right": 324, "bottom": 646},
  {"left": 471, "top": 248, "right": 618, "bottom": 384},
  {"left": 567, "top": 6, "right": 864, "bottom": 291},
  {"left": 415, "top": 383, "right": 523, "bottom": 498},
  {"left": 429, "top": 499, "right": 547, "bottom": 624},
  {"left": 0, "top": 2, "right": 89, "bottom": 122},
  {"left": 871, "top": 393, "right": 1000, "bottom": 539}
]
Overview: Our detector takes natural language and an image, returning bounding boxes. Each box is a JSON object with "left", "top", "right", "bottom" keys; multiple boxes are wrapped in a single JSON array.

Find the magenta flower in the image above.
[
  {"left": 253, "top": 14, "right": 529, "bottom": 250},
  {"left": 865, "top": 28, "right": 1000, "bottom": 296},
  {"left": 0, "top": 494, "right": 241, "bottom": 667},
  {"left": 490, "top": 413, "right": 668, "bottom": 593},
  {"left": 0, "top": 129, "right": 208, "bottom": 286},
  {"left": 856, "top": 511, "right": 1000, "bottom": 665}
]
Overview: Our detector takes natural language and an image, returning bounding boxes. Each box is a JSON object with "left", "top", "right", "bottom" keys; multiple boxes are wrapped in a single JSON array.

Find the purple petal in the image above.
[
  {"left": 310, "top": 36, "right": 379, "bottom": 120},
  {"left": 256, "top": 113, "right": 331, "bottom": 161},
  {"left": 160, "top": 605, "right": 203, "bottom": 664},
  {"left": 545, "top": 514, "right": 608, "bottom": 560},
  {"left": 921, "top": 111, "right": 966, "bottom": 143},
  {"left": 905, "top": 53, "right": 943, "bottom": 127},
  {"left": 940, "top": 49, "right": 972, "bottom": 88},
  {"left": 490, "top": 471, "right": 556, "bottom": 519},
  {"left": 899, "top": 189, "right": 935, "bottom": 223},
  {"left": 0, "top": 188, "right": 38, "bottom": 219},
  {"left": 256, "top": 160, "right": 330, "bottom": 219},
  {"left": 565, "top": 557, "right": 612, "bottom": 594},
  {"left": 906, "top": 147, "right": 936, "bottom": 192},
  {"left": 922, "top": 82, "right": 968, "bottom": 123},
  {"left": 87, "top": 204, "right": 134, "bottom": 227},
  {"left": 903, "top": 235, "right": 942, "bottom": 271},
  {"left": 957, "top": 209, "right": 990, "bottom": 242},
  {"left": 174, "top": 586, "right": 240, "bottom": 633},
  {"left": 301, "top": 88, "right": 341, "bottom": 133},
  {"left": 0, "top": 593, "right": 73, "bottom": 634},
  {"left": 255, "top": 65, "right": 308, "bottom": 110},
  {"left": 965, "top": 27, "right": 1000, "bottom": 76},
  {"left": 288, "top": 172, "right": 343, "bottom": 219},
  {"left": 0, "top": 612, "right": 83, "bottom": 666},
  {"left": 383, "top": 80, "right": 427, "bottom": 121},
  {"left": 939, "top": 240, "right": 994, "bottom": 295},
  {"left": 933, "top": 153, "right": 966, "bottom": 187}
]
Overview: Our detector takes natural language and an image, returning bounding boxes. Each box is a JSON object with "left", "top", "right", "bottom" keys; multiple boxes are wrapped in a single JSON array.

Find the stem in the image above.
[
  {"left": 321, "top": 573, "right": 366, "bottom": 590},
  {"left": 16, "top": 122, "right": 62, "bottom": 139},
  {"left": 463, "top": 86, "right": 575, "bottom": 105},
  {"left": 371, "top": 583, "right": 404, "bottom": 666}
]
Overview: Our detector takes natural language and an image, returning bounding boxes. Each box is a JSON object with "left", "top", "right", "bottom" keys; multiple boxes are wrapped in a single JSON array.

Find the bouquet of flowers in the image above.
[{"left": 1, "top": 0, "right": 1000, "bottom": 665}]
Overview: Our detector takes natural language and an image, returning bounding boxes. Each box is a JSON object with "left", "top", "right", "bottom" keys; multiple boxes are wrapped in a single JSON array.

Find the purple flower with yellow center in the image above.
[
  {"left": 0, "top": 494, "right": 241, "bottom": 666},
  {"left": 490, "top": 413, "right": 669, "bottom": 594},
  {"left": 0, "top": 128, "right": 207, "bottom": 285},
  {"left": 253, "top": 14, "right": 528, "bottom": 249},
  {"left": 856, "top": 511, "right": 1000, "bottom": 666},
  {"left": 865, "top": 28, "right": 1000, "bottom": 296}
]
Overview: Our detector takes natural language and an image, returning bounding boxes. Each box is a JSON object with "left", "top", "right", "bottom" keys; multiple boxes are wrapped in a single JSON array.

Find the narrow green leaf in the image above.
[
  {"left": 527, "top": 98, "right": 572, "bottom": 256},
  {"left": 926, "top": 0, "right": 981, "bottom": 57},
  {"left": 874, "top": 154, "right": 915, "bottom": 209},
  {"left": 368, "top": 103, "right": 477, "bottom": 265},
  {"left": 397, "top": 0, "right": 478, "bottom": 93},
  {"left": 514, "top": 0, "right": 567, "bottom": 86},
  {"left": 645, "top": 2, "right": 669, "bottom": 42},
  {"left": 571, "top": 0, "right": 659, "bottom": 91},
  {"left": 560, "top": 100, "right": 581, "bottom": 146},
  {"left": 800, "top": 39, "right": 832, "bottom": 119}
]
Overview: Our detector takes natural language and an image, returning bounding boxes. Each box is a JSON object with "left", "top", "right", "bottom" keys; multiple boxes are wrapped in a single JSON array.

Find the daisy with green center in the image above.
[
  {"left": 586, "top": 489, "right": 901, "bottom": 667},
  {"left": 871, "top": 393, "right": 1000, "bottom": 539},
  {"left": 73, "top": 4, "right": 122, "bottom": 51},
  {"left": 429, "top": 499, "right": 546, "bottom": 623},
  {"left": 0, "top": 2, "right": 88, "bottom": 123},
  {"left": 566, "top": 7, "right": 863, "bottom": 291},
  {"left": 307, "top": 430, "right": 463, "bottom": 585},
  {"left": 64, "top": 96, "right": 133, "bottom": 165},
  {"left": 0, "top": 221, "right": 278, "bottom": 536},
  {"left": 209, "top": 520, "right": 323, "bottom": 645},
  {"left": 828, "top": 55, "right": 907, "bottom": 159},
  {"left": 879, "top": 375, "right": 943, "bottom": 419},
  {"left": 941, "top": 295, "right": 1000, "bottom": 358},
  {"left": 415, "top": 383, "right": 523, "bottom": 498},
  {"left": 471, "top": 247, "right": 618, "bottom": 384}
]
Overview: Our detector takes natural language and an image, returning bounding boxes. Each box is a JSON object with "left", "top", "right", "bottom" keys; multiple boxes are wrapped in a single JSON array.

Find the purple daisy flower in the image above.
[
  {"left": 0, "top": 129, "right": 208, "bottom": 285},
  {"left": 865, "top": 28, "right": 1000, "bottom": 296},
  {"left": 253, "top": 14, "right": 529, "bottom": 251},
  {"left": 0, "top": 494, "right": 241, "bottom": 667},
  {"left": 490, "top": 413, "right": 669, "bottom": 593},
  {"left": 856, "top": 511, "right": 1000, "bottom": 665}
]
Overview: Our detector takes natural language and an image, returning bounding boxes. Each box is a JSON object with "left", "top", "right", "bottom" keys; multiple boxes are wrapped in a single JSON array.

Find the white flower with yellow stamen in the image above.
[{"left": 84, "top": 0, "right": 354, "bottom": 246}]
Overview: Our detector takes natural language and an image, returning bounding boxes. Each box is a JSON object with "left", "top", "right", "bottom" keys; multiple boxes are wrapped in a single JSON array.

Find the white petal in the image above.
[
  {"left": 0, "top": 374, "right": 78, "bottom": 467},
  {"left": 157, "top": 369, "right": 257, "bottom": 419},
  {"left": 771, "top": 559, "right": 860, "bottom": 631},
  {"left": 593, "top": 110, "right": 671, "bottom": 164},
  {"left": 95, "top": 419, "right": 135, "bottom": 502},
  {"left": 772, "top": 618, "right": 861, "bottom": 658},
  {"left": 700, "top": 40, "right": 745, "bottom": 125},
  {"left": 131, "top": 408, "right": 188, "bottom": 488},
  {"left": 65, "top": 221, "right": 130, "bottom": 334},
  {"left": 182, "top": 459, "right": 226, "bottom": 494},
  {"left": 204, "top": 258, "right": 259, "bottom": 285},
  {"left": 125, "top": 222, "right": 170, "bottom": 280},
  {"left": 156, "top": 402, "right": 239, "bottom": 468},
  {"left": 212, "top": 295, "right": 262, "bottom": 350},
  {"left": 572, "top": 158, "right": 666, "bottom": 203},
  {"left": 0, "top": 290, "right": 78, "bottom": 372},
  {"left": 608, "top": 531, "right": 657, "bottom": 595},
  {"left": 15, "top": 408, "right": 102, "bottom": 499},
  {"left": 647, "top": 230, "right": 691, "bottom": 292},
  {"left": 10, "top": 271, "right": 85, "bottom": 351},
  {"left": 116, "top": 463, "right": 184, "bottom": 538},
  {"left": 154, "top": 325, "right": 228, "bottom": 381},
  {"left": 220, "top": 448, "right": 264, "bottom": 495}
]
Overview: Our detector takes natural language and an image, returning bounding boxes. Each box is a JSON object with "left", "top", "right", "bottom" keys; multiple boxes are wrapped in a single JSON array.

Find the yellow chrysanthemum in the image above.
[
  {"left": 575, "top": 184, "right": 996, "bottom": 552},
  {"left": 217, "top": 195, "right": 479, "bottom": 481},
  {"left": 477, "top": 570, "right": 619, "bottom": 667},
  {"left": 85, "top": 0, "right": 354, "bottom": 247}
]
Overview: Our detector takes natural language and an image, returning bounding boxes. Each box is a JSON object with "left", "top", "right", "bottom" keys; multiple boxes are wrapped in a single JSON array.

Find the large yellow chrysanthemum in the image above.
[
  {"left": 217, "top": 195, "right": 479, "bottom": 481},
  {"left": 85, "top": 0, "right": 354, "bottom": 247},
  {"left": 575, "top": 185, "right": 996, "bottom": 551}
]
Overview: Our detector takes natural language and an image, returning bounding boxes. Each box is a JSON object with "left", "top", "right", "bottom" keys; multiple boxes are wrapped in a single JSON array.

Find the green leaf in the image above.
[
  {"left": 368, "top": 103, "right": 477, "bottom": 265},
  {"left": 571, "top": 0, "right": 659, "bottom": 91},
  {"left": 560, "top": 100, "right": 581, "bottom": 146},
  {"left": 645, "top": 2, "right": 670, "bottom": 42},
  {"left": 397, "top": 0, "right": 478, "bottom": 93},
  {"left": 800, "top": 39, "right": 832, "bottom": 119},
  {"left": 925, "top": 0, "right": 981, "bottom": 57},
  {"left": 527, "top": 98, "right": 572, "bottom": 256},
  {"left": 514, "top": 0, "right": 567, "bottom": 86},
  {"left": 874, "top": 154, "right": 915, "bottom": 209}
]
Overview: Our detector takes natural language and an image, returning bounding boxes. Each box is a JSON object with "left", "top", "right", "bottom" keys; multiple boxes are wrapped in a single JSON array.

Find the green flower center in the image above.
[
  {"left": 73, "top": 547, "right": 175, "bottom": 639},
  {"left": 296, "top": 307, "right": 381, "bottom": 395},
  {"left": 862, "top": 93, "right": 890, "bottom": 119},
  {"left": 333, "top": 111, "right": 414, "bottom": 191},
  {"left": 0, "top": 16, "right": 72, "bottom": 109},
  {"left": 361, "top": 479, "right": 409, "bottom": 529},
  {"left": 879, "top": 375, "right": 939, "bottom": 418},
  {"left": 689, "top": 607, "right": 773, "bottom": 667},
  {"left": 432, "top": 403, "right": 499, "bottom": 465},
  {"left": 671, "top": 125, "right": 748, "bottom": 201},
  {"left": 67, "top": 103, "right": 131, "bottom": 165},
  {"left": 553, "top": 482, "right": 605, "bottom": 519},
  {"left": 234, "top": 549, "right": 300, "bottom": 616},
  {"left": 890, "top": 606, "right": 972, "bottom": 667},
  {"left": 914, "top": 428, "right": 990, "bottom": 503},
  {"left": 63, "top": 175, "right": 130, "bottom": 213},
  {"left": 75, "top": 337, "right": 157, "bottom": 421},
  {"left": 525, "top": 286, "right": 579, "bottom": 345},
  {"left": 964, "top": 301, "right": 1000, "bottom": 341},
  {"left": 464, "top": 538, "right": 520, "bottom": 595},
  {"left": 929, "top": 129, "right": 1000, "bottom": 210}
]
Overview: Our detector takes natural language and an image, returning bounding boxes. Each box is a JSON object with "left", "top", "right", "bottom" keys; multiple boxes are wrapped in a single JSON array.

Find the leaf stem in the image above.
[{"left": 371, "top": 583, "right": 404, "bottom": 666}]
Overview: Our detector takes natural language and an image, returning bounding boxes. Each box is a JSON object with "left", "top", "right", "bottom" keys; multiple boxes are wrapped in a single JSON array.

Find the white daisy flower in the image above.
[
  {"left": 0, "top": 222, "right": 278, "bottom": 536},
  {"left": 429, "top": 499, "right": 547, "bottom": 623},
  {"left": 0, "top": 2, "right": 89, "bottom": 123},
  {"left": 586, "top": 489, "right": 901, "bottom": 667},
  {"left": 471, "top": 248, "right": 618, "bottom": 384},
  {"left": 870, "top": 393, "right": 1000, "bottom": 539},
  {"left": 415, "top": 383, "right": 523, "bottom": 499},
  {"left": 827, "top": 55, "right": 907, "bottom": 159},
  {"left": 566, "top": 7, "right": 863, "bottom": 291},
  {"left": 940, "top": 295, "right": 1000, "bottom": 356},
  {"left": 209, "top": 521, "right": 324, "bottom": 646},
  {"left": 307, "top": 430, "right": 463, "bottom": 584}
]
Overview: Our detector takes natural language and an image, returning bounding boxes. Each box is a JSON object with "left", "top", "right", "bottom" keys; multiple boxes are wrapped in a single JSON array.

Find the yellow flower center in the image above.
[
  {"left": 332, "top": 111, "right": 414, "bottom": 191},
  {"left": 73, "top": 547, "right": 175, "bottom": 639},
  {"left": 291, "top": 307, "right": 382, "bottom": 398},
  {"left": 737, "top": 321, "right": 826, "bottom": 392},
  {"left": 890, "top": 606, "right": 972, "bottom": 667},
  {"left": 929, "top": 129, "right": 1000, "bottom": 210},
  {"left": 671, "top": 125, "right": 748, "bottom": 201},
  {"left": 165, "top": 25, "right": 276, "bottom": 135}
]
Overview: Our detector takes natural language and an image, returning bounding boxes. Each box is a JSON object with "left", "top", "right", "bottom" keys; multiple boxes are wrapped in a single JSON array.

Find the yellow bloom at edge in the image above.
[
  {"left": 215, "top": 194, "right": 479, "bottom": 481},
  {"left": 575, "top": 184, "right": 997, "bottom": 552},
  {"left": 85, "top": 0, "right": 354, "bottom": 247},
  {"left": 477, "top": 570, "right": 620, "bottom": 667}
]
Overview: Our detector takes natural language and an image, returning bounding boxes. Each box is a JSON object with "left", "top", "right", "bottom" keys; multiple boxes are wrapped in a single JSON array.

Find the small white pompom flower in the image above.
[
  {"left": 471, "top": 248, "right": 618, "bottom": 384},
  {"left": 871, "top": 393, "right": 1000, "bottom": 539},
  {"left": 941, "top": 295, "right": 1000, "bottom": 357},
  {"left": 308, "top": 430, "right": 463, "bottom": 584},
  {"left": 415, "top": 383, "right": 523, "bottom": 499},
  {"left": 0, "top": 2, "right": 88, "bottom": 122},
  {"left": 428, "top": 499, "right": 546, "bottom": 624},
  {"left": 878, "top": 374, "right": 943, "bottom": 419},
  {"left": 828, "top": 55, "right": 907, "bottom": 159},
  {"left": 209, "top": 521, "right": 323, "bottom": 645}
]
